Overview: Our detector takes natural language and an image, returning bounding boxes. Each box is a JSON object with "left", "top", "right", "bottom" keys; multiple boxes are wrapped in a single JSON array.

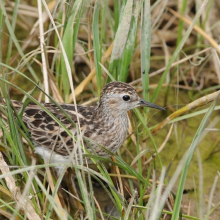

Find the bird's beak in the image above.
[{"left": 139, "top": 98, "right": 166, "bottom": 111}]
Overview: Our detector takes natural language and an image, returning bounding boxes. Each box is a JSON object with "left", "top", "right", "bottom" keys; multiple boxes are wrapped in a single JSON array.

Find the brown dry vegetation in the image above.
[{"left": 0, "top": 0, "right": 220, "bottom": 219}]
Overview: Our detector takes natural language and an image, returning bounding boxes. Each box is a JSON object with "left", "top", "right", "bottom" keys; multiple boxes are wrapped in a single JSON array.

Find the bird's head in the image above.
[{"left": 99, "top": 81, "right": 165, "bottom": 114}]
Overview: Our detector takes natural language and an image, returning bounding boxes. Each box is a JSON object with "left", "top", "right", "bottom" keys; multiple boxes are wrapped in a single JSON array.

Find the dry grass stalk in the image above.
[
  {"left": 0, "top": 152, "right": 41, "bottom": 220},
  {"left": 151, "top": 90, "right": 220, "bottom": 134}
]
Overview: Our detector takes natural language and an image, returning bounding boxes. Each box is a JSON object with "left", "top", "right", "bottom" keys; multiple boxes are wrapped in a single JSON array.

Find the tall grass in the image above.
[{"left": 0, "top": 0, "right": 219, "bottom": 219}]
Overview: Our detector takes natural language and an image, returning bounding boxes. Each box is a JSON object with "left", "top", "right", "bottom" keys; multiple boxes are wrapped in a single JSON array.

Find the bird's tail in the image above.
[
  {"left": 0, "top": 99, "right": 24, "bottom": 121},
  {"left": 0, "top": 98, "right": 23, "bottom": 109}
]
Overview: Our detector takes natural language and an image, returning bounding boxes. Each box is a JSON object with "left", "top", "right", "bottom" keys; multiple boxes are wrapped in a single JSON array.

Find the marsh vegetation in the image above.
[{"left": 0, "top": 0, "right": 219, "bottom": 219}]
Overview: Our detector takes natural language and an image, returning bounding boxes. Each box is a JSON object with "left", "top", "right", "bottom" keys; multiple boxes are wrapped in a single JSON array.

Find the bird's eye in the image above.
[{"left": 122, "top": 95, "right": 130, "bottom": 101}]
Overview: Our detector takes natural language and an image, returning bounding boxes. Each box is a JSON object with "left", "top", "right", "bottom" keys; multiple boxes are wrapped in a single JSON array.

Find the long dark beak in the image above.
[{"left": 139, "top": 98, "right": 166, "bottom": 111}]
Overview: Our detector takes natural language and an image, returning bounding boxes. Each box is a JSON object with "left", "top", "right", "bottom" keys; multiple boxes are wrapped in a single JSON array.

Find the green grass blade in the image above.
[
  {"left": 0, "top": 198, "right": 24, "bottom": 219},
  {"left": 171, "top": 95, "right": 219, "bottom": 220},
  {"left": 134, "top": 108, "right": 163, "bottom": 168},
  {"left": 176, "top": 0, "right": 188, "bottom": 46},
  {"left": 60, "top": 0, "right": 83, "bottom": 101},
  {"left": 109, "top": 0, "right": 133, "bottom": 80},
  {"left": 92, "top": 0, "right": 102, "bottom": 95},
  {"left": 119, "top": 1, "right": 140, "bottom": 82},
  {"left": 114, "top": 0, "right": 120, "bottom": 32},
  {"left": 0, "top": 1, "right": 4, "bottom": 64},
  {"left": 6, "top": 0, "right": 19, "bottom": 65}
]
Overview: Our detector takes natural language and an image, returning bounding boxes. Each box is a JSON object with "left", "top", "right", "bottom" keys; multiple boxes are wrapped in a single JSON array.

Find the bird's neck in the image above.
[{"left": 95, "top": 102, "right": 126, "bottom": 119}]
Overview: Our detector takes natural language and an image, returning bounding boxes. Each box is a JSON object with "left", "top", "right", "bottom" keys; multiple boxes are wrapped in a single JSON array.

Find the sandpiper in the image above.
[{"left": 2, "top": 81, "right": 165, "bottom": 168}]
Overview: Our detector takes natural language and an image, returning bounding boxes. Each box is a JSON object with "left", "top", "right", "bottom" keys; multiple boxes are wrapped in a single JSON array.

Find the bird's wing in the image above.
[{"left": 10, "top": 101, "right": 95, "bottom": 155}]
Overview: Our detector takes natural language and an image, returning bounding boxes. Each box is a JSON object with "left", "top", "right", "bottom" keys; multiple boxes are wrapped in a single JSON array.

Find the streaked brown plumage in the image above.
[{"left": 1, "top": 81, "right": 165, "bottom": 170}]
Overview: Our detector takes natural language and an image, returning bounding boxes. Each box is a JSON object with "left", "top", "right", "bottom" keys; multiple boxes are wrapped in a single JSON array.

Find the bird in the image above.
[{"left": 1, "top": 81, "right": 165, "bottom": 170}]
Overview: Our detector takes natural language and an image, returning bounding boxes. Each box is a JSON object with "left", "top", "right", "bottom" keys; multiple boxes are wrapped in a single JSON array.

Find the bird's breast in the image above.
[{"left": 86, "top": 113, "right": 128, "bottom": 154}]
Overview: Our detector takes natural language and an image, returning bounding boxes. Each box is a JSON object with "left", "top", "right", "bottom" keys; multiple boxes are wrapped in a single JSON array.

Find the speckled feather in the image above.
[{"left": 2, "top": 81, "right": 165, "bottom": 166}]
